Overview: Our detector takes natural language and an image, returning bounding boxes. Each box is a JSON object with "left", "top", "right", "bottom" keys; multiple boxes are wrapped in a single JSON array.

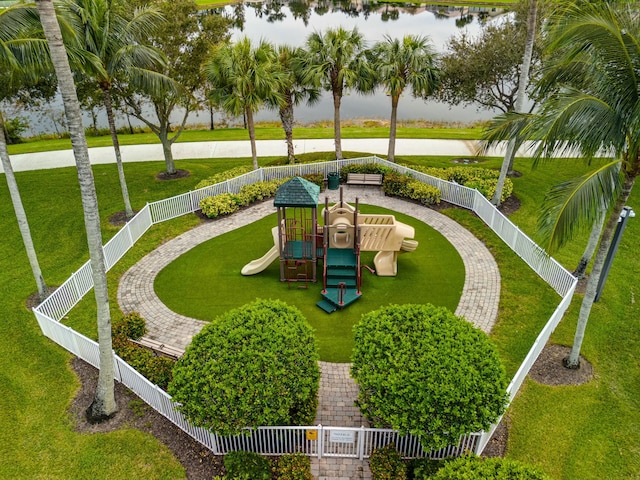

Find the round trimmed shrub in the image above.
[
  {"left": 351, "top": 304, "right": 508, "bottom": 450},
  {"left": 369, "top": 443, "right": 407, "bottom": 480},
  {"left": 168, "top": 299, "right": 320, "bottom": 435},
  {"left": 431, "top": 455, "right": 553, "bottom": 480},
  {"left": 113, "top": 312, "right": 146, "bottom": 340}
]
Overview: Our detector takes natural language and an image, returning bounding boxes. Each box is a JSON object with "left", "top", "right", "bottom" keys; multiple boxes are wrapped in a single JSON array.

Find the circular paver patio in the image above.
[{"left": 117, "top": 185, "right": 501, "bottom": 480}]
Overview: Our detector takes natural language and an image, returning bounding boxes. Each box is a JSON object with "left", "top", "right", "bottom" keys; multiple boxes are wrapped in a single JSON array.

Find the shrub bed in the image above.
[
  {"left": 112, "top": 312, "right": 175, "bottom": 390},
  {"left": 407, "top": 165, "right": 514, "bottom": 203},
  {"left": 195, "top": 166, "right": 254, "bottom": 189}
]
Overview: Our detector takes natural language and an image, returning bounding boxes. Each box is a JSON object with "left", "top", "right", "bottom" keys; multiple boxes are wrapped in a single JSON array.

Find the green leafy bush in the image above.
[
  {"left": 274, "top": 452, "right": 313, "bottom": 480},
  {"left": 369, "top": 443, "right": 407, "bottom": 480},
  {"left": 111, "top": 312, "right": 173, "bottom": 389},
  {"left": 200, "top": 193, "right": 241, "bottom": 218},
  {"left": 236, "top": 178, "right": 284, "bottom": 206},
  {"left": 351, "top": 304, "right": 508, "bottom": 450},
  {"left": 113, "top": 338, "right": 174, "bottom": 390},
  {"left": 431, "top": 455, "right": 553, "bottom": 480},
  {"left": 405, "top": 180, "right": 441, "bottom": 205},
  {"left": 168, "top": 299, "right": 320, "bottom": 436},
  {"left": 381, "top": 171, "right": 412, "bottom": 197},
  {"left": 3, "top": 116, "right": 29, "bottom": 144},
  {"left": 195, "top": 166, "right": 253, "bottom": 189},
  {"left": 407, "top": 165, "right": 513, "bottom": 203},
  {"left": 382, "top": 172, "right": 441, "bottom": 205},
  {"left": 407, "top": 457, "right": 443, "bottom": 479},
  {"left": 300, "top": 172, "right": 324, "bottom": 189},
  {"left": 112, "top": 312, "right": 146, "bottom": 340},
  {"left": 223, "top": 451, "right": 271, "bottom": 480}
]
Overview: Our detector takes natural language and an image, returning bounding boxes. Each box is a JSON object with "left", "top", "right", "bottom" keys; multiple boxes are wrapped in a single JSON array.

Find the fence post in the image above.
[
  {"left": 318, "top": 424, "right": 323, "bottom": 459},
  {"left": 358, "top": 425, "right": 366, "bottom": 460}
]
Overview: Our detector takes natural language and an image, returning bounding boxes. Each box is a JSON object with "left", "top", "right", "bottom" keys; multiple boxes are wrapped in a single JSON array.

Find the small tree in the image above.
[
  {"left": 351, "top": 304, "right": 508, "bottom": 450},
  {"left": 168, "top": 299, "right": 320, "bottom": 436}
]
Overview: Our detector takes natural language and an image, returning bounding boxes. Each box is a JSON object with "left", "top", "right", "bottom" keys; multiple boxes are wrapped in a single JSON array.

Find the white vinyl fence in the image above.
[{"left": 32, "top": 156, "right": 577, "bottom": 459}]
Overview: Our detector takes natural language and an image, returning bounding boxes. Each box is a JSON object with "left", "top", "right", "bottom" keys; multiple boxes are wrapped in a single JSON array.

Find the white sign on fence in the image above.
[{"left": 329, "top": 430, "right": 356, "bottom": 444}]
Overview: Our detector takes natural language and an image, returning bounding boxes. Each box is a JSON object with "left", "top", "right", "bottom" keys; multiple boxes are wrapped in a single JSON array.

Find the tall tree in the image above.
[
  {"left": 0, "top": 5, "right": 51, "bottom": 301},
  {"left": 483, "top": 0, "right": 640, "bottom": 368},
  {"left": 271, "top": 44, "right": 320, "bottom": 164},
  {"left": 301, "top": 27, "right": 374, "bottom": 160},
  {"left": 206, "top": 37, "right": 284, "bottom": 170},
  {"left": 123, "top": 0, "right": 230, "bottom": 176},
  {"left": 59, "top": 0, "right": 169, "bottom": 218},
  {"left": 369, "top": 35, "right": 439, "bottom": 163},
  {"left": 491, "top": 0, "right": 539, "bottom": 206},
  {"left": 36, "top": 0, "right": 117, "bottom": 420},
  {"left": 438, "top": 3, "right": 542, "bottom": 114}
]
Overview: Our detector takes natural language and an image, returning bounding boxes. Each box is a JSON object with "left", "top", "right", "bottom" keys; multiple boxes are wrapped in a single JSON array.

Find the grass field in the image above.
[
  {"left": 154, "top": 206, "right": 465, "bottom": 362},
  {"left": 2, "top": 145, "right": 639, "bottom": 479}
]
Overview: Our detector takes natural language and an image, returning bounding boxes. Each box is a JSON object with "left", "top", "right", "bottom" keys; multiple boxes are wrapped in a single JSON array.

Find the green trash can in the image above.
[{"left": 327, "top": 172, "right": 340, "bottom": 190}]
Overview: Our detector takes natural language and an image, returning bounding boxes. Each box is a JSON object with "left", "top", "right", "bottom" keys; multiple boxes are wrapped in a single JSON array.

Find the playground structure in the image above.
[{"left": 241, "top": 178, "right": 418, "bottom": 313}]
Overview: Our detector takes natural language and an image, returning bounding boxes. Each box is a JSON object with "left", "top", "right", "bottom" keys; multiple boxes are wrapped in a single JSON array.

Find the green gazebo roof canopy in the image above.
[{"left": 274, "top": 176, "right": 320, "bottom": 208}]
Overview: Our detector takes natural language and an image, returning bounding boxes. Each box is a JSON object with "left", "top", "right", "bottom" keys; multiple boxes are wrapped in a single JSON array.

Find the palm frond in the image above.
[{"left": 537, "top": 160, "right": 622, "bottom": 252}]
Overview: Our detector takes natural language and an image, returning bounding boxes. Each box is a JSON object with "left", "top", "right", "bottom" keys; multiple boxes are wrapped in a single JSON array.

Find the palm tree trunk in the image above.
[
  {"left": 565, "top": 175, "right": 636, "bottom": 368},
  {"left": 279, "top": 100, "right": 295, "bottom": 164},
  {"left": 158, "top": 123, "right": 176, "bottom": 175},
  {"left": 333, "top": 90, "right": 343, "bottom": 160},
  {"left": 492, "top": 0, "right": 537, "bottom": 206},
  {"left": 102, "top": 86, "right": 133, "bottom": 219},
  {"left": 36, "top": 0, "right": 117, "bottom": 420},
  {"left": 0, "top": 117, "right": 48, "bottom": 301},
  {"left": 573, "top": 209, "right": 606, "bottom": 278},
  {"left": 246, "top": 107, "right": 259, "bottom": 169},
  {"left": 388, "top": 94, "right": 399, "bottom": 163}
]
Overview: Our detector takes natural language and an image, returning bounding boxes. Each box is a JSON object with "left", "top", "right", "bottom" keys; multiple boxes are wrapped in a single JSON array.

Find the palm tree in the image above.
[
  {"left": 206, "top": 37, "right": 284, "bottom": 170},
  {"left": 370, "top": 35, "right": 439, "bottom": 163},
  {"left": 272, "top": 44, "right": 320, "bottom": 164},
  {"left": 0, "top": 5, "right": 50, "bottom": 302},
  {"left": 58, "top": 0, "right": 168, "bottom": 219},
  {"left": 483, "top": 1, "right": 640, "bottom": 368},
  {"left": 36, "top": 0, "right": 117, "bottom": 420},
  {"left": 491, "top": 0, "right": 539, "bottom": 206},
  {"left": 301, "top": 27, "right": 374, "bottom": 160}
]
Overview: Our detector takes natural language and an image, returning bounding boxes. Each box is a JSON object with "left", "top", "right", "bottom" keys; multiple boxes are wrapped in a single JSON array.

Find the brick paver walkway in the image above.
[{"left": 117, "top": 186, "right": 500, "bottom": 480}]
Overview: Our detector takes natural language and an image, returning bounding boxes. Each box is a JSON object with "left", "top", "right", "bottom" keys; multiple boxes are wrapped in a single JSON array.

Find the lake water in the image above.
[{"left": 22, "top": 2, "right": 508, "bottom": 135}]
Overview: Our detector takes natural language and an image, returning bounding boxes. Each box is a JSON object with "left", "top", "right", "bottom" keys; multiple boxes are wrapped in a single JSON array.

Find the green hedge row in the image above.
[
  {"left": 199, "top": 173, "right": 324, "bottom": 219},
  {"left": 369, "top": 443, "right": 551, "bottom": 480},
  {"left": 407, "top": 164, "right": 514, "bottom": 203},
  {"left": 214, "top": 450, "right": 313, "bottom": 479},
  {"left": 195, "top": 166, "right": 254, "bottom": 189}
]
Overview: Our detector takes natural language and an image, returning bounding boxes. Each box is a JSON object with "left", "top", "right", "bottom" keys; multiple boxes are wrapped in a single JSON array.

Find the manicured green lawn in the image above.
[
  {"left": 154, "top": 206, "right": 465, "bottom": 362},
  {"left": 3, "top": 147, "right": 639, "bottom": 479}
]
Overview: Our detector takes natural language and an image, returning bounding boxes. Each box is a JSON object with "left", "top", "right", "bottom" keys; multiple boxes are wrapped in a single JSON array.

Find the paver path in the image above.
[{"left": 118, "top": 186, "right": 501, "bottom": 480}]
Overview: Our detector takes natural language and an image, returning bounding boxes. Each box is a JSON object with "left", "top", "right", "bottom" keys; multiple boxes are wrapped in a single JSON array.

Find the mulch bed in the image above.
[
  {"left": 70, "top": 358, "right": 224, "bottom": 480},
  {"left": 156, "top": 169, "right": 190, "bottom": 181}
]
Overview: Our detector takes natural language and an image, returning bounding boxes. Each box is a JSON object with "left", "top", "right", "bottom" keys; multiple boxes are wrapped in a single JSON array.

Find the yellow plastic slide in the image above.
[{"left": 241, "top": 227, "right": 280, "bottom": 275}]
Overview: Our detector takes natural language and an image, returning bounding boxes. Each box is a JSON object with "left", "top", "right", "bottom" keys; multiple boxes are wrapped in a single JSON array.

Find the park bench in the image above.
[
  {"left": 131, "top": 336, "right": 185, "bottom": 360},
  {"left": 346, "top": 173, "right": 383, "bottom": 186}
]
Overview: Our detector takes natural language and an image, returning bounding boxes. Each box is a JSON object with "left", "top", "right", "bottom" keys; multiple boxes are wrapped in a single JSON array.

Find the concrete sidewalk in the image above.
[{"left": 5, "top": 138, "right": 516, "bottom": 173}]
